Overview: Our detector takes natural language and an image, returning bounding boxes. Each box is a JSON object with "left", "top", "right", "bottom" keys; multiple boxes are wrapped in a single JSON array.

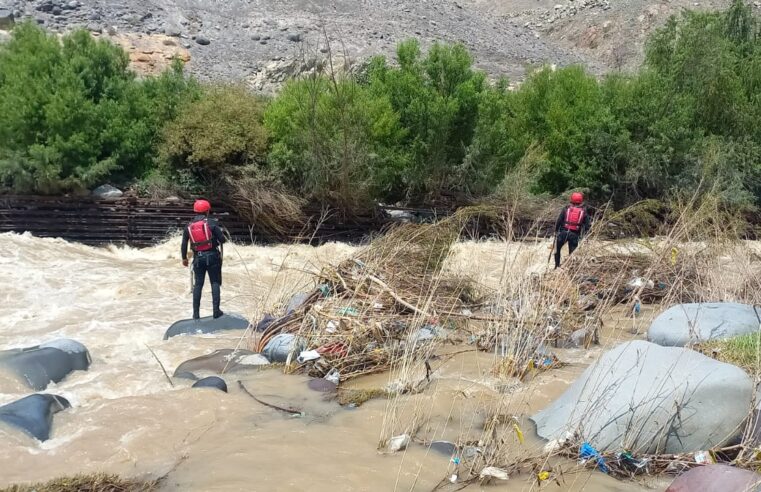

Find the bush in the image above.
[
  {"left": 159, "top": 84, "right": 267, "bottom": 182},
  {"left": 265, "top": 72, "right": 405, "bottom": 208},
  {"left": 367, "top": 40, "right": 487, "bottom": 202},
  {"left": 0, "top": 23, "right": 197, "bottom": 194}
]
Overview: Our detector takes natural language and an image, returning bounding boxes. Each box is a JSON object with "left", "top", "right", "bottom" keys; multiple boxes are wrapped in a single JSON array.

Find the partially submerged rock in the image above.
[
  {"left": 192, "top": 376, "right": 228, "bottom": 393},
  {"left": 0, "top": 394, "right": 70, "bottom": 441},
  {"left": 163, "top": 313, "right": 250, "bottom": 340},
  {"left": 648, "top": 302, "right": 760, "bottom": 347},
  {"left": 666, "top": 464, "right": 761, "bottom": 492},
  {"left": 173, "top": 349, "right": 269, "bottom": 376},
  {"left": 531, "top": 340, "right": 753, "bottom": 454},
  {"left": 0, "top": 338, "right": 91, "bottom": 390}
]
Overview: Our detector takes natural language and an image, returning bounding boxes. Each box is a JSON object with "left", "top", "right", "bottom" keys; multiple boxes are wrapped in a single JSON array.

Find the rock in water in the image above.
[
  {"left": 0, "top": 338, "right": 91, "bottom": 390},
  {"left": 666, "top": 464, "right": 761, "bottom": 492},
  {"left": 531, "top": 340, "right": 752, "bottom": 454},
  {"left": 195, "top": 35, "right": 210, "bottom": 45},
  {"left": 192, "top": 376, "right": 228, "bottom": 392},
  {"left": 0, "top": 9, "right": 14, "bottom": 29},
  {"left": 0, "top": 394, "right": 70, "bottom": 441},
  {"left": 648, "top": 302, "right": 760, "bottom": 346},
  {"left": 91, "top": 184, "right": 123, "bottom": 199},
  {"left": 163, "top": 313, "right": 250, "bottom": 340},
  {"left": 173, "top": 349, "right": 269, "bottom": 376}
]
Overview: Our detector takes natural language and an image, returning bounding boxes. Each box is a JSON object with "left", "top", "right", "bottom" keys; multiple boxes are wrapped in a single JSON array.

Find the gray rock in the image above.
[
  {"left": 0, "top": 9, "right": 14, "bottom": 29},
  {"left": 87, "top": 23, "right": 101, "bottom": 33},
  {"left": 65, "top": 0, "right": 79, "bottom": 9},
  {"left": 174, "top": 349, "right": 269, "bottom": 376},
  {"left": 262, "top": 333, "right": 305, "bottom": 363},
  {"left": 666, "top": 464, "right": 761, "bottom": 492},
  {"left": 648, "top": 302, "right": 760, "bottom": 347},
  {"left": 531, "top": 340, "right": 753, "bottom": 454},
  {"left": 165, "top": 27, "right": 181, "bottom": 37},
  {"left": 251, "top": 34, "right": 261, "bottom": 40},
  {"left": 91, "top": 184, "right": 123, "bottom": 199},
  {"left": 51, "top": 6, "right": 62, "bottom": 15},
  {"left": 195, "top": 35, "right": 210, "bottom": 45},
  {"left": 287, "top": 32, "right": 302, "bottom": 42}
]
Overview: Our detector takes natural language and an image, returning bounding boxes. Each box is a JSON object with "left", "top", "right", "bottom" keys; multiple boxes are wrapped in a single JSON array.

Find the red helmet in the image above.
[
  {"left": 193, "top": 199, "right": 211, "bottom": 213},
  {"left": 570, "top": 192, "right": 584, "bottom": 205}
]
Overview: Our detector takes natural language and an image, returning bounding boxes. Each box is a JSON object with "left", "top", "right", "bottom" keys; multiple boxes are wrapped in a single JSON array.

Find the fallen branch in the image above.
[
  {"left": 145, "top": 343, "right": 174, "bottom": 387},
  {"left": 237, "top": 380, "right": 303, "bottom": 416},
  {"left": 367, "top": 273, "right": 432, "bottom": 318}
]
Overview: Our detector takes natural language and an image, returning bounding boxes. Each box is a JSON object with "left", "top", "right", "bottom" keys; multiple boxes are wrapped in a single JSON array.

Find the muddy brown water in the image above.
[{"left": 0, "top": 232, "right": 670, "bottom": 491}]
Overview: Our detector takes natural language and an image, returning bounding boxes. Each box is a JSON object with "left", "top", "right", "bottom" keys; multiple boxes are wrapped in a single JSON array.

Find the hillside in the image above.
[{"left": 2, "top": 0, "right": 750, "bottom": 91}]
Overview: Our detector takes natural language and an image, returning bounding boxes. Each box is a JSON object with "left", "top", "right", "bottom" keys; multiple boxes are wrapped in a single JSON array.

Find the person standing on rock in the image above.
[
  {"left": 554, "top": 192, "right": 590, "bottom": 269},
  {"left": 181, "top": 199, "right": 226, "bottom": 319}
]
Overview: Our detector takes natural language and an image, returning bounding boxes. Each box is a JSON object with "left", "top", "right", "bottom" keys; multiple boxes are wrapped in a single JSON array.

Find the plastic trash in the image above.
[
  {"left": 373, "top": 302, "right": 384, "bottom": 311},
  {"left": 324, "top": 368, "right": 340, "bottom": 385},
  {"left": 296, "top": 350, "right": 321, "bottom": 364},
  {"left": 317, "top": 283, "right": 331, "bottom": 297},
  {"left": 617, "top": 451, "right": 649, "bottom": 473},
  {"left": 579, "top": 442, "right": 609, "bottom": 473},
  {"left": 694, "top": 450, "right": 714, "bottom": 464},
  {"left": 479, "top": 467, "right": 509, "bottom": 481},
  {"left": 285, "top": 292, "right": 310, "bottom": 314},
  {"left": 387, "top": 434, "right": 410, "bottom": 452},
  {"left": 326, "top": 320, "right": 339, "bottom": 333},
  {"left": 336, "top": 307, "right": 359, "bottom": 316},
  {"left": 538, "top": 471, "right": 550, "bottom": 481}
]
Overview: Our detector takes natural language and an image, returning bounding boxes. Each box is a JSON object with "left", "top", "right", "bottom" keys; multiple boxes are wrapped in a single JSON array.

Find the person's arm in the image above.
[
  {"left": 583, "top": 209, "right": 592, "bottom": 235},
  {"left": 181, "top": 227, "right": 189, "bottom": 266}
]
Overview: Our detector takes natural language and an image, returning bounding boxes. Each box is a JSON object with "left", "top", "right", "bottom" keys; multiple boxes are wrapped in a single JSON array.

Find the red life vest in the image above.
[
  {"left": 564, "top": 206, "right": 585, "bottom": 232},
  {"left": 188, "top": 219, "right": 213, "bottom": 252}
]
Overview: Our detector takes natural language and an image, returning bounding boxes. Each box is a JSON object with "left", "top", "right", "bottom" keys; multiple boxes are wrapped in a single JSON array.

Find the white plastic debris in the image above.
[
  {"left": 324, "top": 368, "right": 340, "bottom": 385},
  {"left": 461, "top": 308, "right": 473, "bottom": 317},
  {"left": 373, "top": 302, "right": 384, "bottom": 311},
  {"left": 326, "top": 320, "right": 339, "bottom": 333},
  {"left": 387, "top": 434, "right": 411, "bottom": 452},
  {"left": 479, "top": 466, "right": 509, "bottom": 481},
  {"left": 296, "top": 350, "right": 321, "bottom": 364}
]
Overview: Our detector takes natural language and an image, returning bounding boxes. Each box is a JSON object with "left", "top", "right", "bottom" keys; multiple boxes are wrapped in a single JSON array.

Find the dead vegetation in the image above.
[{"left": 0, "top": 474, "right": 158, "bottom": 492}]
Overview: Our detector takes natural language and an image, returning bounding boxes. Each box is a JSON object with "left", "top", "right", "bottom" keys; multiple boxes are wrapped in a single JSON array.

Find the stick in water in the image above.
[
  {"left": 237, "top": 381, "right": 302, "bottom": 415},
  {"left": 145, "top": 343, "right": 174, "bottom": 387}
]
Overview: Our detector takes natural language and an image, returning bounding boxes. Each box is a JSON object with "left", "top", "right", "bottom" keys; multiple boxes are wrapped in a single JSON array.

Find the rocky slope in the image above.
[{"left": 1, "top": 0, "right": 757, "bottom": 91}]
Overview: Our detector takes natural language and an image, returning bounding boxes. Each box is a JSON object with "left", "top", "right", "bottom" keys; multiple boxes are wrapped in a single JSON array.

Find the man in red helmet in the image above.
[
  {"left": 554, "top": 192, "right": 590, "bottom": 269},
  {"left": 181, "top": 199, "right": 226, "bottom": 319}
]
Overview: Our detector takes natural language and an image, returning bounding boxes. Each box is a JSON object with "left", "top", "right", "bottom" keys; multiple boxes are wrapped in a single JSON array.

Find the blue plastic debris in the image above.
[{"left": 579, "top": 442, "right": 609, "bottom": 474}]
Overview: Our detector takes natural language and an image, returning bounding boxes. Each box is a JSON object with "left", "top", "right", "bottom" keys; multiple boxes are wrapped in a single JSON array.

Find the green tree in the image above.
[
  {"left": 0, "top": 22, "right": 197, "bottom": 194},
  {"left": 367, "top": 40, "right": 487, "bottom": 201},
  {"left": 265, "top": 73, "right": 405, "bottom": 207}
]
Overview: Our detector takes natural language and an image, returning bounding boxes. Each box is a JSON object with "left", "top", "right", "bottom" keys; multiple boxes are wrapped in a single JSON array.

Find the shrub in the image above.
[
  {"left": 159, "top": 84, "right": 267, "bottom": 181},
  {"left": 0, "top": 23, "right": 197, "bottom": 194}
]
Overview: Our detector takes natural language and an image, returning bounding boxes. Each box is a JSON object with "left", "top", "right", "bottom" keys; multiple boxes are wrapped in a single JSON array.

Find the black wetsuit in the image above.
[
  {"left": 181, "top": 215, "right": 226, "bottom": 319},
  {"left": 554, "top": 205, "right": 591, "bottom": 268}
]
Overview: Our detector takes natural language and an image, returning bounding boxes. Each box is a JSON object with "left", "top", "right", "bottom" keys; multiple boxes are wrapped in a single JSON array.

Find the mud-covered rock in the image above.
[
  {"left": 648, "top": 302, "right": 760, "bottom": 347},
  {"left": 531, "top": 340, "right": 753, "bottom": 454}
]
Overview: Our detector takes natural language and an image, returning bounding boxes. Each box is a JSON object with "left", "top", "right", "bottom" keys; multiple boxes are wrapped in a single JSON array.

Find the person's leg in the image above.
[
  {"left": 207, "top": 253, "right": 223, "bottom": 318},
  {"left": 567, "top": 232, "right": 580, "bottom": 255},
  {"left": 555, "top": 232, "right": 568, "bottom": 268},
  {"left": 192, "top": 257, "right": 207, "bottom": 319}
]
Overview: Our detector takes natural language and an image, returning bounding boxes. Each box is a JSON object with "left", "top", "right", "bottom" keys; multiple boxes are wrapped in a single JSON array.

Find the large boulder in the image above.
[
  {"left": 173, "top": 349, "right": 269, "bottom": 376},
  {"left": 648, "top": 302, "right": 760, "bottom": 346},
  {"left": 666, "top": 464, "right": 761, "bottom": 492},
  {"left": 163, "top": 313, "right": 250, "bottom": 340},
  {"left": 0, "top": 394, "right": 70, "bottom": 441},
  {"left": 531, "top": 340, "right": 752, "bottom": 454},
  {"left": 91, "top": 184, "right": 123, "bottom": 200},
  {"left": 0, "top": 338, "right": 91, "bottom": 390}
]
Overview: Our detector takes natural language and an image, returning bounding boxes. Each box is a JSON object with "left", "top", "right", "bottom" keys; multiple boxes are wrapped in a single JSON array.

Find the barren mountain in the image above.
[{"left": 2, "top": 0, "right": 755, "bottom": 90}]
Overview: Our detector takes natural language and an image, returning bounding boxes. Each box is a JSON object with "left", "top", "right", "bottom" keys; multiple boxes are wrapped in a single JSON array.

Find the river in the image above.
[{"left": 0, "top": 232, "right": 668, "bottom": 491}]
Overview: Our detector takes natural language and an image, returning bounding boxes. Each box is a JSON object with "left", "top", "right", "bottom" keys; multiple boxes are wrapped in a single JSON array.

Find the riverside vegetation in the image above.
[{"left": 0, "top": 1, "right": 760, "bottom": 216}]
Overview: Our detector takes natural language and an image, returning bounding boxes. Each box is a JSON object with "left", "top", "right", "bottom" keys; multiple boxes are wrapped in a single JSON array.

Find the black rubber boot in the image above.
[{"left": 211, "top": 283, "right": 222, "bottom": 318}]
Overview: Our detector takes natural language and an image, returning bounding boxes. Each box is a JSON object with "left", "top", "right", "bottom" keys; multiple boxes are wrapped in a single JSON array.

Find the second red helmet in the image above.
[{"left": 193, "top": 199, "right": 211, "bottom": 213}]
